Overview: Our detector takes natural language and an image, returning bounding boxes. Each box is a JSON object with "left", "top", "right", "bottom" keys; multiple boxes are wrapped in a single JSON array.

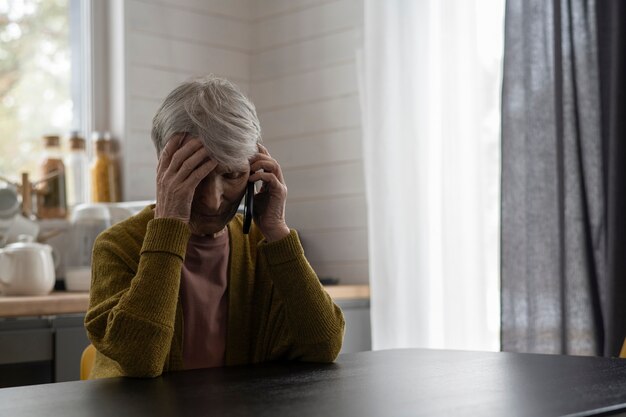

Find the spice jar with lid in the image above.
[
  {"left": 90, "top": 132, "right": 113, "bottom": 203},
  {"left": 37, "top": 135, "right": 67, "bottom": 219},
  {"left": 103, "top": 132, "right": 122, "bottom": 202},
  {"left": 65, "top": 131, "right": 89, "bottom": 209}
]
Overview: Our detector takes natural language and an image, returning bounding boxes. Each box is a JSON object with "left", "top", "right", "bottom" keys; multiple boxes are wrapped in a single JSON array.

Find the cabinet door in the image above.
[
  {"left": 336, "top": 299, "right": 371, "bottom": 353},
  {"left": 53, "top": 314, "right": 90, "bottom": 382},
  {"left": 0, "top": 318, "right": 54, "bottom": 387}
]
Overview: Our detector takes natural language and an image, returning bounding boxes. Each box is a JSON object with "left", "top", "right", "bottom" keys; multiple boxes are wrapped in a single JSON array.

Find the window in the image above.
[{"left": 0, "top": 0, "right": 83, "bottom": 179}]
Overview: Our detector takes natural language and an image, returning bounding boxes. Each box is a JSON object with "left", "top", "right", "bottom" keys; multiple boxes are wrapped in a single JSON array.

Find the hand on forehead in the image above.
[
  {"left": 166, "top": 133, "right": 260, "bottom": 173},
  {"left": 180, "top": 134, "right": 201, "bottom": 146}
]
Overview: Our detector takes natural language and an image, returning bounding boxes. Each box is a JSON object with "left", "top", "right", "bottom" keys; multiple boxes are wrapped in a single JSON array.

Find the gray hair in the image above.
[{"left": 151, "top": 75, "right": 261, "bottom": 169}]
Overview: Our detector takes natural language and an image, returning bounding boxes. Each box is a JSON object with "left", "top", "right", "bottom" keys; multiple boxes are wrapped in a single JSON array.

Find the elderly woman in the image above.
[{"left": 84, "top": 76, "right": 345, "bottom": 378}]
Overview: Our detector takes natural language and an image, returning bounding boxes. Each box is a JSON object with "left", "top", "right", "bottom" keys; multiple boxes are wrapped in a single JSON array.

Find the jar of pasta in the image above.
[
  {"left": 103, "top": 132, "right": 122, "bottom": 202},
  {"left": 90, "top": 132, "right": 113, "bottom": 203}
]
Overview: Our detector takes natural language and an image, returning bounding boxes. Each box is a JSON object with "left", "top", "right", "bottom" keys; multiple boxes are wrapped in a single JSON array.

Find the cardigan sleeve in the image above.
[
  {"left": 258, "top": 230, "right": 345, "bottom": 362},
  {"left": 84, "top": 217, "right": 190, "bottom": 378}
]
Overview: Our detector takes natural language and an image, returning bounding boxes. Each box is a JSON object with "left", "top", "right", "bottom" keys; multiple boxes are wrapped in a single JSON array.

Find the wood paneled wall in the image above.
[
  {"left": 250, "top": 0, "right": 367, "bottom": 284},
  {"left": 117, "top": 0, "right": 368, "bottom": 284},
  {"left": 119, "top": 0, "right": 251, "bottom": 199}
]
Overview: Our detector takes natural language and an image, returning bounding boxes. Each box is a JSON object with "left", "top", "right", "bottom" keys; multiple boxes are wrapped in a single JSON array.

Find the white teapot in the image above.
[{"left": 0, "top": 240, "right": 55, "bottom": 296}]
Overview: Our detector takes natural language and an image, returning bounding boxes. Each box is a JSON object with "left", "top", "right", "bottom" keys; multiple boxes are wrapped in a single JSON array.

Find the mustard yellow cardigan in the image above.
[{"left": 85, "top": 205, "right": 345, "bottom": 378}]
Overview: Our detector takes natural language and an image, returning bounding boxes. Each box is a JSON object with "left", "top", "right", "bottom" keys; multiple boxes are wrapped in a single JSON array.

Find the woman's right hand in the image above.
[{"left": 154, "top": 134, "right": 217, "bottom": 223}]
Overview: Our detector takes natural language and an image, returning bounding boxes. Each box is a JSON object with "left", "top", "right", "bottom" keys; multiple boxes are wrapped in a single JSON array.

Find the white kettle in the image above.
[{"left": 0, "top": 241, "right": 55, "bottom": 296}]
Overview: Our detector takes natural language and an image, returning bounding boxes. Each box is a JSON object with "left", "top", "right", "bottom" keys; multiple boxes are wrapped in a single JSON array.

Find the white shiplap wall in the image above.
[
  {"left": 117, "top": 0, "right": 252, "bottom": 199},
  {"left": 117, "top": 0, "right": 368, "bottom": 284},
  {"left": 249, "top": 0, "right": 367, "bottom": 284}
]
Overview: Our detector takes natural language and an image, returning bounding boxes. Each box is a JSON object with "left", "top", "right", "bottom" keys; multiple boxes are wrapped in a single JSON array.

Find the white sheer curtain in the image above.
[{"left": 360, "top": 0, "right": 505, "bottom": 351}]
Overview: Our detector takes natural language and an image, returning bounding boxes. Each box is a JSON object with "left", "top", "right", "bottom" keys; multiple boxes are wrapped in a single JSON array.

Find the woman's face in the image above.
[{"left": 188, "top": 161, "right": 250, "bottom": 236}]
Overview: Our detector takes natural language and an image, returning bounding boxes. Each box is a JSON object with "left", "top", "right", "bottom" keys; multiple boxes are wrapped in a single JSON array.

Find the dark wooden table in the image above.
[{"left": 2, "top": 348, "right": 626, "bottom": 416}]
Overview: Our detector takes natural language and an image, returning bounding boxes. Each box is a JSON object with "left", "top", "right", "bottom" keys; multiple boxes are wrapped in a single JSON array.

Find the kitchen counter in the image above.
[
  {"left": 0, "top": 285, "right": 370, "bottom": 318},
  {"left": 0, "top": 292, "right": 89, "bottom": 318}
]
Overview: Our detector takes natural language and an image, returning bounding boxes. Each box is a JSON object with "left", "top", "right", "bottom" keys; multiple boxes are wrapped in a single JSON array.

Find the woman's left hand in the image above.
[{"left": 249, "top": 144, "right": 290, "bottom": 242}]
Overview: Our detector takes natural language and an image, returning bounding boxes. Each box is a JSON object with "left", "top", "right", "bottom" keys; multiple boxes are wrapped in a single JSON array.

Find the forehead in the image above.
[
  {"left": 180, "top": 136, "right": 249, "bottom": 173},
  {"left": 214, "top": 163, "right": 249, "bottom": 174}
]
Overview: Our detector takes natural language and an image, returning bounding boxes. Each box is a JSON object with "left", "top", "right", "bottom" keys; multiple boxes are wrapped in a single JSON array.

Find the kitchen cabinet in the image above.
[
  {"left": 0, "top": 286, "right": 371, "bottom": 388},
  {"left": 0, "top": 314, "right": 89, "bottom": 388},
  {"left": 53, "top": 315, "right": 91, "bottom": 382},
  {"left": 337, "top": 299, "right": 371, "bottom": 353}
]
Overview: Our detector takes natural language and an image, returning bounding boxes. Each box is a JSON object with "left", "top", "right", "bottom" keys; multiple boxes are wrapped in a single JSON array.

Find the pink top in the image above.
[{"left": 180, "top": 230, "right": 230, "bottom": 370}]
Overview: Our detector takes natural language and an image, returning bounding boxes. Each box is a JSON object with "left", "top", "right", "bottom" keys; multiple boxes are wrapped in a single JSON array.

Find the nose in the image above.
[{"left": 200, "top": 176, "right": 224, "bottom": 213}]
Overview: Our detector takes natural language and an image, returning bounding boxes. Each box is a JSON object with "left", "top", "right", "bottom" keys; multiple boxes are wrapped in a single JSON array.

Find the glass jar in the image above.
[
  {"left": 90, "top": 132, "right": 113, "bottom": 203},
  {"left": 104, "top": 132, "right": 122, "bottom": 202},
  {"left": 65, "top": 131, "right": 89, "bottom": 209},
  {"left": 37, "top": 135, "right": 67, "bottom": 219}
]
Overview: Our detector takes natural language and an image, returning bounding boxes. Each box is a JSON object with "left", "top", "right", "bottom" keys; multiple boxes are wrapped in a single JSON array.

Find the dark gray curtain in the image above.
[
  {"left": 502, "top": 0, "right": 626, "bottom": 357},
  {"left": 597, "top": 0, "right": 626, "bottom": 357},
  {"left": 501, "top": 0, "right": 606, "bottom": 356}
]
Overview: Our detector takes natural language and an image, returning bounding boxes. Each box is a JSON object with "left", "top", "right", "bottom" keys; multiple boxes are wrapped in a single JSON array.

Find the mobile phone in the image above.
[{"left": 243, "top": 182, "right": 254, "bottom": 234}]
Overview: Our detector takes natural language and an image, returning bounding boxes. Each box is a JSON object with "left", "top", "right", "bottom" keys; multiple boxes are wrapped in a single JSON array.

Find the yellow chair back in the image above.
[
  {"left": 80, "top": 344, "right": 96, "bottom": 380},
  {"left": 620, "top": 340, "right": 626, "bottom": 358},
  {"left": 620, "top": 339, "right": 626, "bottom": 358}
]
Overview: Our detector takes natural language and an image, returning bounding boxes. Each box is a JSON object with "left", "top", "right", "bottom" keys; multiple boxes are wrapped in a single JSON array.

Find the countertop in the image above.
[{"left": 0, "top": 285, "right": 370, "bottom": 318}]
